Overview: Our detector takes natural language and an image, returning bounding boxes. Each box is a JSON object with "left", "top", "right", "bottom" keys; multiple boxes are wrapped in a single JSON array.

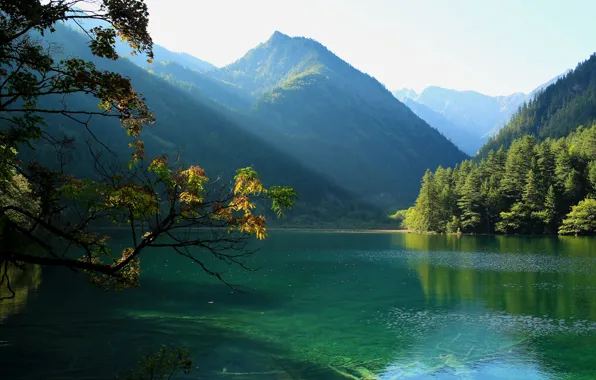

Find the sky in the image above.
[{"left": 143, "top": 0, "right": 596, "bottom": 97}]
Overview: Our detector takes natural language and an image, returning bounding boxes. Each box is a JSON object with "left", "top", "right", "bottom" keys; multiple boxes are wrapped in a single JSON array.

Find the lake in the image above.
[{"left": 2, "top": 231, "right": 596, "bottom": 379}]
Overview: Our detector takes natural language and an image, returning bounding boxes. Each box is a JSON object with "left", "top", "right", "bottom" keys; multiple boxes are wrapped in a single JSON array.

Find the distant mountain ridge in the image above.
[
  {"left": 394, "top": 74, "right": 568, "bottom": 155},
  {"left": 479, "top": 54, "right": 596, "bottom": 156}
]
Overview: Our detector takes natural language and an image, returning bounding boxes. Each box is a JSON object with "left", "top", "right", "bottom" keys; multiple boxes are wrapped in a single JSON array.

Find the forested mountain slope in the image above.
[
  {"left": 26, "top": 25, "right": 384, "bottom": 227},
  {"left": 145, "top": 61, "right": 251, "bottom": 111},
  {"left": 210, "top": 31, "right": 467, "bottom": 206},
  {"left": 479, "top": 54, "right": 596, "bottom": 156}
]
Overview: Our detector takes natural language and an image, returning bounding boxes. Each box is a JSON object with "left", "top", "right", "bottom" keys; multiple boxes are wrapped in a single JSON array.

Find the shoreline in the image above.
[
  {"left": 267, "top": 228, "right": 412, "bottom": 233},
  {"left": 95, "top": 226, "right": 410, "bottom": 233}
]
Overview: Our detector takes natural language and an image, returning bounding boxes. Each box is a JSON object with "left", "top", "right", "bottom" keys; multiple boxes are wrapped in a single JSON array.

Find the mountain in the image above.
[
  {"left": 393, "top": 87, "right": 526, "bottom": 154},
  {"left": 479, "top": 54, "right": 596, "bottom": 156},
  {"left": 132, "top": 45, "right": 217, "bottom": 73},
  {"left": 63, "top": 18, "right": 217, "bottom": 73},
  {"left": 28, "top": 24, "right": 389, "bottom": 228},
  {"left": 393, "top": 88, "right": 419, "bottom": 102},
  {"left": 394, "top": 72, "right": 570, "bottom": 155},
  {"left": 400, "top": 98, "right": 480, "bottom": 155},
  {"left": 144, "top": 60, "right": 251, "bottom": 110},
  {"left": 527, "top": 69, "right": 572, "bottom": 100},
  {"left": 207, "top": 31, "right": 467, "bottom": 207}
]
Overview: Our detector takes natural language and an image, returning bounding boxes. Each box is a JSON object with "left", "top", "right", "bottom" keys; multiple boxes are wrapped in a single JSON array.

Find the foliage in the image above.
[
  {"left": 118, "top": 346, "right": 194, "bottom": 380},
  {"left": 558, "top": 198, "right": 596, "bottom": 236},
  {"left": 406, "top": 125, "right": 596, "bottom": 235},
  {"left": 0, "top": 1, "right": 296, "bottom": 291}
]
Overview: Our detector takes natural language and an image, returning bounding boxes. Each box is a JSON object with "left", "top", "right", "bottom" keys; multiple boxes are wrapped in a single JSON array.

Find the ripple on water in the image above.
[
  {"left": 359, "top": 250, "right": 596, "bottom": 274},
  {"left": 374, "top": 308, "right": 575, "bottom": 379},
  {"left": 383, "top": 308, "right": 596, "bottom": 338}
]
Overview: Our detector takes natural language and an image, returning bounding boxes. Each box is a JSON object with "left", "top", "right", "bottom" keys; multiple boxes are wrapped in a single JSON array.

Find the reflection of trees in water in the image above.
[
  {"left": 0, "top": 264, "right": 41, "bottom": 321},
  {"left": 401, "top": 234, "right": 596, "bottom": 319}
]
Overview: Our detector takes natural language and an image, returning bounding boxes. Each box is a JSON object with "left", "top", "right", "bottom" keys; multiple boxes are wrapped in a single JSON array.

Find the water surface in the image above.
[{"left": 2, "top": 232, "right": 596, "bottom": 379}]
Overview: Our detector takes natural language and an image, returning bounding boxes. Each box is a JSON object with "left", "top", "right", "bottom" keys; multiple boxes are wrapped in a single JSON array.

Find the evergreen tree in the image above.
[
  {"left": 408, "top": 125, "right": 596, "bottom": 236},
  {"left": 434, "top": 166, "right": 455, "bottom": 232},
  {"left": 563, "top": 169, "right": 583, "bottom": 205},
  {"left": 411, "top": 170, "right": 440, "bottom": 232},
  {"left": 535, "top": 185, "right": 559, "bottom": 234},
  {"left": 559, "top": 198, "right": 596, "bottom": 235},
  {"left": 500, "top": 136, "right": 535, "bottom": 206},
  {"left": 523, "top": 169, "right": 545, "bottom": 233},
  {"left": 554, "top": 140, "right": 573, "bottom": 190},
  {"left": 536, "top": 142, "right": 556, "bottom": 194},
  {"left": 587, "top": 160, "right": 596, "bottom": 195},
  {"left": 458, "top": 169, "right": 482, "bottom": 232},
  {"left": 496, "top": 169, "right": 543, "bottom": 234}
]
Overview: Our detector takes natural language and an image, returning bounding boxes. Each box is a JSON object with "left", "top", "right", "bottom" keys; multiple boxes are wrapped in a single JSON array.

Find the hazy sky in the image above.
[{"left": 143, "top": 0, "right": 595, "bottom": 96}]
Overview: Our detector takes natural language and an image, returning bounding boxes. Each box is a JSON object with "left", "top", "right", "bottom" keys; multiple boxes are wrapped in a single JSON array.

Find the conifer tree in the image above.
[
  {"left": 408, "top": 125, "right": 596, "bottom": 236},
  {"left": 458, "top": 169, "right": 482, "bottom": 232},
  {"left": 536, "top": 185, "right": 559, "bottom": 234},
  {"left": 411, "top": 170, "right": 439, "bottom": 232}
]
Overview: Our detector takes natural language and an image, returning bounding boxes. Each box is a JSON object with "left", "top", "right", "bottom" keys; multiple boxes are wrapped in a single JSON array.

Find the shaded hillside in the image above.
[
  {"left": 145, "top": 61, "right": 251, "bottom": 111},
  {"left": 24, "top": 25, "right": 386, "bottom": 228},
  {"left": 479, "top": 54, "right": 596, "bottom": 156},
  {"left": 211, "top": 32, "right": 467, "bottom": 206}
]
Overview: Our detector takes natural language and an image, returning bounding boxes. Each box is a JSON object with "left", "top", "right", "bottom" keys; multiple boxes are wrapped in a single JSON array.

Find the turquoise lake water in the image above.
[{"left": 2, "top": 231, "right": 596, "bottom": 379}]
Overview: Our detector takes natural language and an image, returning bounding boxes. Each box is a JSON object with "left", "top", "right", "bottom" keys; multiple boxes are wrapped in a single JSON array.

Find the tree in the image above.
[
  {"left": 433, "top": 166, "right": 455, "bottom": 232},
  {"left": 559, "top": 198, "right": 596, "bottom": 236},
  {"left": 410, "top": 170, "right": 439, "bottom": 232},
  {"left": 457, "top": 169, "right": 482, "bottom": 232},
  {"left": 0, "top": 1, "right": 296, "bottom": 295},
  {"left": 535, "top": 185, "right": 559, "bottom": 234},
  {"left": 554, "top": 140, "right": 573, "bottom": 191},
  {"left": 496, "top": 168, "right": 544, "bottom": 234},
  {"left": 500, "top": 136, "right": 535, "bottom": 206},
  {"left": 496, "top": 202, "right": 525, "bottom": 234},
  {"left": 587, "top": 160, "right": 596, "bottom": 195},
  {"left": 536, "top": 142, "right": 556, "bottom": 194},
  {"left": 409, "top": 125, "right": 596, "bottom": 236}
]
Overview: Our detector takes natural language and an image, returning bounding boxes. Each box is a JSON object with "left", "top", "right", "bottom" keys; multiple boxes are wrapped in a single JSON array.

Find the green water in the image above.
[{"left": 2, "top": 232, "right": 596, "bottom": 379}]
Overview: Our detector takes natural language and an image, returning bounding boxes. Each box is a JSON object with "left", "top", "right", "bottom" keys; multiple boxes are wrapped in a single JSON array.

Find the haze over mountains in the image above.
[
  {"left": 113, "top": 24, "right": 575, "bottom": 159},
  {"left": 393, "top": 73, "right": 568, "bottom": 155},
  {"left": 41, "top": 21, "right": 594, "bottom": 228},
  {"left": 119, "top": 30, "right": 467, "bottom": 207},
  {"left": 480, "top": 54, "right": 596, "bottom": 156},
  {"left": 40, "top": 23, "right": 470, "bottom": 232}
]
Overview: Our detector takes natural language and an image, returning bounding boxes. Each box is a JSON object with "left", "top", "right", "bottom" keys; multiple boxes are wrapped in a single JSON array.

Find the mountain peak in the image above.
[
  {"left": 393, "top": 88, "right": 418, "bottom": 101},
  {"left": 268, "top": 30, "right": 291, "bottom": 43}
]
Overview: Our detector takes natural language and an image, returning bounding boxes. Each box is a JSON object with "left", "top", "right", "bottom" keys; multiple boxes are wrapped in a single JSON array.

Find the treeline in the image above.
[{"left": 403, "top": 125, "right": 596, "bottom": 235}]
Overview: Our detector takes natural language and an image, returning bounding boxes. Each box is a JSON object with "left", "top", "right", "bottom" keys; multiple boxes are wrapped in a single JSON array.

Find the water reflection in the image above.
[
  {"left": 2, "top": 232, "right": 596, "bottom": 379},
  {"left": 0, "top": 264, "right": 41, "bottom": 322},
  {"left": 400, "top": 234, "right": 596, "bottom": 320},
  {"left": 397, "top": 233, "right": 596, "bottom": 256}
]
